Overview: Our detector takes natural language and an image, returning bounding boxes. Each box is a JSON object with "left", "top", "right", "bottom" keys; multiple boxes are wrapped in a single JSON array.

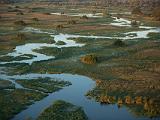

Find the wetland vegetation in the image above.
[
  {"left": 0, "top": 77, "right": 71, "bottom": 120},
  {"left": 0, "top": 0, "right": 160, "bottom": 120},
  {"left": 16, "top": 78, "right": 71, "bottom": 93},
  {"left": 38, "top": 100, "right": 88, "bottom": 120}
]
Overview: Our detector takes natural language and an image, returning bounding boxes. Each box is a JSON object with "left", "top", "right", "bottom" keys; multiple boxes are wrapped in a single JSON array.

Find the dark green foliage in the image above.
[
  {"left": 56, "top": 41, "right": 66, "bottom": 45},
  {"left": 38, "top": 100, "right": 88, "bottom": 120},
  {"left": 16, "top": 12, "right": 24, "bottom": 15},
  {"left": 14, "top": 20, "right": 26, "bottom": 26},
  {"left": 67, "top": 20, "right": 77, "bottom": 25},
  {"left": 131, "top": 20, "right": 139, "bottom": 27},
  {"left": 16, "top": 33, "right": 26, "bottom": 41},
  {"left": 61, "top": 12, "right": 64, "bottom": 14},
  {"left": 80, "top": 15, "right": 88, "bottom": 19},
  {"left": 56, "top": 24, "right": 64, "bottom": 29},
  {"left": 113, "top": 39, "right": 126, "bottom": 47},
  {"left": 32, "top": 17, "right": 39, "bottom": 21}
]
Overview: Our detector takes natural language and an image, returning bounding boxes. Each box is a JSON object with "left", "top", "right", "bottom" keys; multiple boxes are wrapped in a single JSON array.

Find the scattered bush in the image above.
[
  {"left": 44, "top": 12, "right": 51, "bottom": 15},
  {"left": 55, "top": 41, "right": 66, "bottom": 45},
  {"left": 32, "top": 17, "right": 39, "bottom": 21},
  {"left": 81, "top": 54, "right": 98, "bottom": 64},
  {"left": 118, "top": 98, "right": 123, "bottom": 105},
  {"left": 61, "top": 12, "right": 64, "bottom": 14},
  {"left": 113, "top": 39, "right": 125, "bottom": 47},
  {"left": 16, "top": 12, "right": 24, "bottom": 15},
  {"left": 49, "top": 39, "right": 56, "bottom": 44},
  {"left": 131, "top": 20, "right": 139, "bottom": 27},
  {"left": 67, "top": 20, "right": 77, "bottom": 25},
  {"left": 56, "top": 24, "right": 64, "bottom": 29},
  {"left": 16, "top": 33, "right": 26, "bottom": 41},
  {"left": 125, "top": 96, "right": 132, "bottom": 104},
  {"left": 14, "top": 20, "right": 26, "bottom": 26},
  {"left": 80, "top": 15, "right": 88, "bottom": 19},
  {"left": 103, "top": 9, "right": 109, "bottom": 16},
  {"left": 15, "top": 6, "right": 20, "bottom": 8},
  {"left": 8, "top": 6, "right": 12, "bottom": 9},
  {"left": 135, "top": 96, "right": 142, "bottom": 104},
  {"left": 132, "top": 7, "right": 143, "bottom": 15},
  {"left": 117, "top": 17, "right": 120, "bottom": 19},
  {"left": 92, "top": 10, "right": 96, "bottom": 15}
]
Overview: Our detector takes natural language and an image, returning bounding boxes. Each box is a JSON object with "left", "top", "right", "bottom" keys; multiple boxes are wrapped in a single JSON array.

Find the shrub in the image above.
[
  {"left": 103, "top": 9, "right": 109, "bottom": 16},
  {"left": 92, "top": 10, "right": 96, "bottom": 14},
  {"left": 113, "top": 39, "right": 125, "bottom": 47},
  {"left": 67, "top": 20, "right": 77, "bottom": 25},
  {"left": 80, "top": 15, "right": 88, "bottom": 19},
  {"left": 43, "top": 12, "right": 51, "bottom": 15},
  {"left": 32, "top": 17, "right": 39, "bottom": 21},
  {"left": 117, "top": 17, "right": 120, "bottom": 19},
  {"left": 132, "top": 7, "right": 143, "bottom": 15},
  {"left": 16, "top": 33, "right": 26, "bottom": 41},
  {"left": 16, "top": 12, "right": 24, "bottom": 15},
  {"left": 49, "top": 39, "right": 56, "bottom": 44},
  {"left": 131, "top": 20, "right": 139, "bottom": 27},
  {"left": 118, "top": 98, "right": 123, "bottom": 105},
  {"left": 135, "top": 96, "right": 142, "bottom": 104},
  {"left": 125, "top": 96, "right": 132, "bottom": 104},
  {"left": 14, "top": 20, "right": 26, "bottom": 26},
  {"left": 15, "top": 6, "right": 20, "bottom": 8},
  {"left": 55, "top": 41, "right": 66, "bottom": 45},
  {"left": 80, "top": 54, "right": 98, "bottom": 64},
  {"left": 56, "top": 24, "right": 64, "bottom": 29},
  {"left": 61, "top": 12, "right": 64, "bottom": 14}
]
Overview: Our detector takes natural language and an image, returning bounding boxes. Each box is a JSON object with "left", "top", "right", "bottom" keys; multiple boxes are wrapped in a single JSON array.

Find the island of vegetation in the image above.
[
  {"left": 38, "top": 100, "right": 88, "bottom": 120},
  {"left": 0, "top": 78, "right": 71, "bottom": 120}
]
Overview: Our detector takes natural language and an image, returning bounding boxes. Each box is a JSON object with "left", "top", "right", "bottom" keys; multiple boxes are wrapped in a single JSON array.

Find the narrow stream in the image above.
[{"left": 0, "top": 25, "right": 159, "bottom": 65}]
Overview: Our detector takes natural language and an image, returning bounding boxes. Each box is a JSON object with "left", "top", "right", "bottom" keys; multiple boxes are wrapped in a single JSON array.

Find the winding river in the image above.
[
  {"left": 0, "top": 13, "right": 160, "bottom": 120},
  {"left": 0, "top": 73, "right": 153, "bottom": 120}
]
